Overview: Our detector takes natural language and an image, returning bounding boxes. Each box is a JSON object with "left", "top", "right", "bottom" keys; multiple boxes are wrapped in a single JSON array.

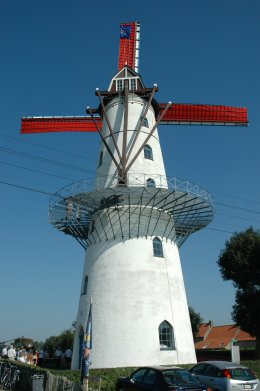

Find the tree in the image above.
[
  {"left": 189, "top": 306, "right": 203, "bottom": 341},
  {"left": 44, "top": 329, "right": 74, "bottom": 357},
  {"left": 218, "top": 227, "right": 260, "bottom": 357}
]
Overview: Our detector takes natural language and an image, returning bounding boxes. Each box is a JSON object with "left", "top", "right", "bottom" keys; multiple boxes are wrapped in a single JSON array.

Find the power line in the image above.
[
  {"left": 0, "top": 161, "right": 76, "bottom": 182},
  {"left": 1, "top": 139, "right": 260, "bottom": 225},
  {"left": 0, "top": 131, "right": 97, "bottom": 163},
  {"left": 210, "top": 189, "right": 260, "bottom": 206},
  {"left": 215, "top": 201, "right": 260, "bottom": 215},
  {"left": 0, "top": 146, "right": 94, "bottom": 174},
  {"left": 0, "top": 180, "right": 54, "bottom": 196},
  {"left": 2, "top": 131, "right": 260, "bottom": 208},
  {"left": 1, "top": 159, "right": 260, "bottom": 227},
  {"left": 0, "top": 179, "right": 256, "bottom": 236}
]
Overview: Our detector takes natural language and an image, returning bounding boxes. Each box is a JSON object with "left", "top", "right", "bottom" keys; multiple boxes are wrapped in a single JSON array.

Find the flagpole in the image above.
[
  {"left": 82, "top": 377, "right": 89, "bottom": 391},
  {"left": 81, "top": 297, "right": 93, "bottom": 391}
]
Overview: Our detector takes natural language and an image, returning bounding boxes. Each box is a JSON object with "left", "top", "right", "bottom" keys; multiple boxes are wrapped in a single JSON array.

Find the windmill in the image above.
[{"left": 21, "top": 21, "right": 248, "bottom": 368}]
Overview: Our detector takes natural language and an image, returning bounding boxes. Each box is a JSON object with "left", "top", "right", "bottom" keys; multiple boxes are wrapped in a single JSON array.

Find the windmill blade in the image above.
[
  {"left": 21, "top": 116, "right": 102, "bottom": 134},
  {"left": 118, "top": 22, "right": 140, "bottom": 72},
  {"left": 159, "top": 103, "right": 248, "bottom": 126}
]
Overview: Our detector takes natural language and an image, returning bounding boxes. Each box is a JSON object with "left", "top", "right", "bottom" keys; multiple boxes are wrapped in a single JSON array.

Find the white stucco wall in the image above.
[
  {"left": 96, "top": 95, "right": 168, "bottom": 189},
  {"left": 71, "top": 84, "right": 197, "bottom": 369},
  {"left": 72, "top": 236, "right": 196, "bottom": 368}
]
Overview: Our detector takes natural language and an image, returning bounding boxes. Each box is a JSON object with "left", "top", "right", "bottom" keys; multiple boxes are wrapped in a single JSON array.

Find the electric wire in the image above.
[
  {"left": 0, "top": 179, "right": 256, "bottom": 236},
  {"left": 1, "top": 131, "right": 260, "bottom": 209},
  {"left": 1, "top": 138, "right": 260, "bottom": 232},
  {"left": 1, "top": 157, "right": 260, "bottom": 229},
  {"left": 0, "top": 146, "right": 94, "bottom": 174},
  {"left": 1, "top": 132, "right": 260, "bottom": 212},
  {"left": 0, "top": 131, "right": 97, "bottom": 163},
  {"left": 0, "top": 161, "right": 76, "bottom": 181}
]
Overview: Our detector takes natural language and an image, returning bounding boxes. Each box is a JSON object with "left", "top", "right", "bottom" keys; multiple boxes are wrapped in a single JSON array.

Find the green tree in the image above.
[
  {"left": 218, "top": 227, "right": 260, "bottom": 357},
  {"left": 189, "top": 306, "right": 203, "bottom": 341},
  {"left": 58, "top": 329, "right": 74, "bottom": 352},
  {"left": 44, "top": 335, "right": 60, "bottom": 357},
  {"left": 44, "top": 328, "right": 75, "bottom": 356}
]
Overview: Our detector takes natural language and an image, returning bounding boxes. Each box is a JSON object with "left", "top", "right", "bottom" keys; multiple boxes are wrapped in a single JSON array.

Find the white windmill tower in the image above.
[{"left": 21, "top": 21, "right": 248, "bottom": 369}]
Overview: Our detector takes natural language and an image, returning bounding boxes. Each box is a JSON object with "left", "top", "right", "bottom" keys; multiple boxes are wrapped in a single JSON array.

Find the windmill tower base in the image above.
[{"left": 72, "top": 236, "right": 197, "bottom": 369}]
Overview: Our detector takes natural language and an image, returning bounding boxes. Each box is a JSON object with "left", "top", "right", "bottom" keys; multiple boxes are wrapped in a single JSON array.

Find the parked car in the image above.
[
  {"left": 190, "top": 361, "right": 259, "bottom": 391},
  {"left": 116, "top": 365, "right": 211, "bottom": 391}
]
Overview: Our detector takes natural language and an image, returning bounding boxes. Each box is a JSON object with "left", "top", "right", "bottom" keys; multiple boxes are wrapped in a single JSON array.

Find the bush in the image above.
[{"left": 9, "top": 360, "right": 260, "bottom": 391}]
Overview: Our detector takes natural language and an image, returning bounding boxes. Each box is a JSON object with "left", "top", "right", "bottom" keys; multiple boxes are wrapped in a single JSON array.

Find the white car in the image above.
[{"left": 190, "top": 361, "right": 259, "bottom": 391}]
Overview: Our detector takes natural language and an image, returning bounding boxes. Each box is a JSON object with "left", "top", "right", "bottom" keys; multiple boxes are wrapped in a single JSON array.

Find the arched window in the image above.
[
  {"left": 159, "top": 320, "right": 175, "bottom": 350},
  {"left": 153, "top": 237, "right": 163, "bottom": 257},
  {"left": 146, "top": 178, "right": 156, "bottom": 188},
  {"left": 98, "top": 151, "right": 103, "bottom": 167},
  {"left": 144, "top": 144, "right": 153, "bottom": 160},
  {"left": 82, "top": 275, "right": 88, "bottom": 295}
]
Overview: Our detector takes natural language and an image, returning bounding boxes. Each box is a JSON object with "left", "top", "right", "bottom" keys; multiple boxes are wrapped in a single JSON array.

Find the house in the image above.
[{"left": 195, "top": 321, "right": 256, "bottom": 350}]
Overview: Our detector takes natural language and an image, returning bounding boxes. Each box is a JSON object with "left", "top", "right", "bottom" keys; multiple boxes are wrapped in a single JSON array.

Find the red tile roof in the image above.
[{"left": 195, "top": 322, "right": 255, "bottom": 349}]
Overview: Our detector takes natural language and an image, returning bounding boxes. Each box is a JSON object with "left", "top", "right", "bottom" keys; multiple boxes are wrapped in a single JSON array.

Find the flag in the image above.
[
  {"left": 81, "top": 299, "right": 92, "bottom": 382},
  {"left": 120, "top": 24, "right": 131, "bottom": 39}
]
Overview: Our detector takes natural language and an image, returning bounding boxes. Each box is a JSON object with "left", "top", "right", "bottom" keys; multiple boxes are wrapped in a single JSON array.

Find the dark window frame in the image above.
[
  {"left": 159, "top": 320, "right": 175, "bottom": 350},
  {"left": 82, "top": 275, "right": 88, "bottom": 295},
  {"left": 147, "top": 178, "right": 156, "bottom": 188},
  {"left": 153, "top": 237, "right": 163, "bottom": 257},
  {"left": 144, "top": 144, "right": 153, "bottom": 160}
]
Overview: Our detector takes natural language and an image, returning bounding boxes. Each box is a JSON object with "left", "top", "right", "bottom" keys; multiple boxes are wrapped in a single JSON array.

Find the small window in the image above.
[
  {"left": 146, "top": 178, "right": 156, "bottom": 188},
  {"left": 82, "top": 275, "right": 88, "bottom": 295},
  {"left": 159, "top": 320, "right": 175, "bottom": 350},
  {"left": 116, "top": 79, "right": 123, "bottom": 91},
  {"left": 130, "top": 78, "right": 137, "bottom": 90},
  {"left": 90, "top": 219, "right": 95, "bottom": 233},
  {"left": 144, "top": 144, "right": 153, "bottom": 160},
  {"left": 153, "top": 237, "right": 163, "bottom": 257},
  {"left": 143, "top": 117, "right": 149, "bottom": 128},
  {"left": 98, "top": 151, "right": 103, "bottom": 167}
]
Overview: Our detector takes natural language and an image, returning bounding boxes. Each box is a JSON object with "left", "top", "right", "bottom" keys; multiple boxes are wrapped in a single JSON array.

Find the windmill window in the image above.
[
  {"left": 90, "top": 220, "right": 95, "bottom": 233},
  {"left": 130, "top": 78, "right": 137, "bottom": 90},
  {"left": 82, "top": 275, "right": 88, "bottom": 295},
  {"left": 159, "top": 320, "right": 175, "bottom": 350},
  {"left": 144, "top": 144, "right": 153, "bottom": 160},
  {"left": 98, "top": 151, "right": 103, "bottom": 167},
  {"left": 153, "top": 237, "right": 163, "bottom": 257},
  {"left": 116, "top": 79, "right": 123, "bottom": 92},
  {"left": 143, "top": 117, "right": 149, "bottom": 128},
  {"left": 146, "top": 178, "right": 156, "bottom": 188}
]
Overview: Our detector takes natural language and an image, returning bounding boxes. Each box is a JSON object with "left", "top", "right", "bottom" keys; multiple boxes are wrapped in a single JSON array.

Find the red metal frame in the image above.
[
  {"left": 159, "top": 103, "right": 248, "bottom": 125},
  {"left": 21, "top": 102, "right": 248, "bottom": 134},
  {"left": 118, "top": 22, "right": 137, "bottom": 71},
  {"left": 21, "top": 116, "right": 102, "bottom": 134},
  {"left": 20, "top": 22, "right": 248, "bottom": 135}
]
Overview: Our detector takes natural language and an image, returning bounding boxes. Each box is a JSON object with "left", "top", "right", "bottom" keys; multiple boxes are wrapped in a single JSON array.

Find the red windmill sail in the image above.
[
  {"left": 21, "top": 116, "right": 102, "bottom": 134},
  {"left": 20, "top": 21, "right": 248, "bottom": 135}
]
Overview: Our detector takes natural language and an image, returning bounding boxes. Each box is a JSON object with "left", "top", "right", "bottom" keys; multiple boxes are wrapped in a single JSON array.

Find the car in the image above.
[
  {"left": 190, "top": 361, "right": 259, "bottom": 391},
  {"left": 116, "top": 365, "right": 211, "bottom": 391}
]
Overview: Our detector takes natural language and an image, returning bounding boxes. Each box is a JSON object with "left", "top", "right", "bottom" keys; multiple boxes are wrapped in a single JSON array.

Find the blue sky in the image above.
[{"left": 1, "top": 0, "right": 259, "bottom": 343}]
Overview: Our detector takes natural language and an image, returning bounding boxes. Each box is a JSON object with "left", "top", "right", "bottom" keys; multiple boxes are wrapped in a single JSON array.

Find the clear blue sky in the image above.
[{"left": 1, "top": 0, "right": 259, "bottom": 343}]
